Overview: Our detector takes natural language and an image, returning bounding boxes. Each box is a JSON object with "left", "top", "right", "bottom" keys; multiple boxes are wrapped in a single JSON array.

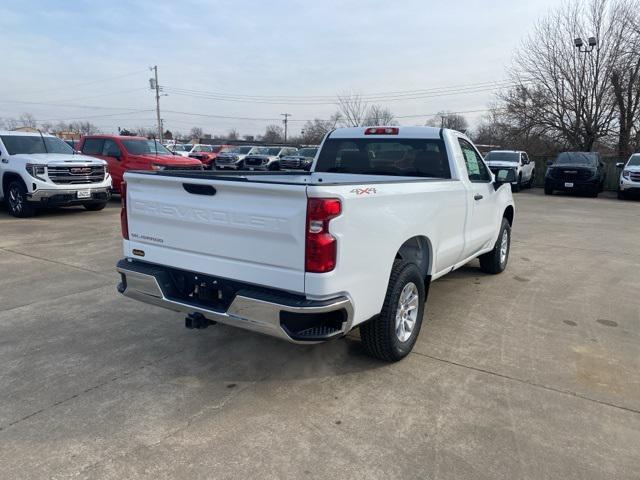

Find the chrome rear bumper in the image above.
[{"left": 116, "top": 260, "right": 353, "bottom": 343}]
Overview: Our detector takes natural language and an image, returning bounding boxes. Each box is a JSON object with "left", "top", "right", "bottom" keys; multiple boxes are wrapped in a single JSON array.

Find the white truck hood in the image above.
[
  {"left": 624, "top": 165, "right": 640, "bottom": 172},
  {"left": 10, "top": 153, "right": 106, "bottom": 165}
]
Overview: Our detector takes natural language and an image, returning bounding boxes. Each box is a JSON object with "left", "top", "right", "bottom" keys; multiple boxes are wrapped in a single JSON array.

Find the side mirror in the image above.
[
  {"left": 494, "top": 168, "right": 517, "bottom": 188},
  {"left": 616, "top": 162, "right": 625, "bottom": 168}
]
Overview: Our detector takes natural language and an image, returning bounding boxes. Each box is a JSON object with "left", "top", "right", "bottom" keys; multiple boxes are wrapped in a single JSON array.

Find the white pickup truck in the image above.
[
  {"left": 117, "top": 126, "right": 516, "bottom": 361},
  {"left": 0, "top": 131, "right": 112, "bottom": 217}
]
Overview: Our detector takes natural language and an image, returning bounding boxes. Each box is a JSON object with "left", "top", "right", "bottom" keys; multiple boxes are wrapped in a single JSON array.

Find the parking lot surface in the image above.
[{"left": 0, "top": 190, "right": 639, "bottom": 479}]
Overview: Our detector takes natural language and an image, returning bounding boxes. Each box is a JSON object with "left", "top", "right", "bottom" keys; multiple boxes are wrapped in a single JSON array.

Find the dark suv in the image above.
[{"left": 544, "top": 152, "right": 606, "bottom": 197}]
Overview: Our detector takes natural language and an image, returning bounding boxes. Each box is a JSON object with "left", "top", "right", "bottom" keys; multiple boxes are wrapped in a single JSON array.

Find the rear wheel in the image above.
[
  {"left": 360, "top": 261, "right": 426, "bottom": 362},
  {"left": 479, "top": 218, "right": 511, "bottom": 274},
  {"left": 6, "top": 180, "right": 36, "bottom": 218},
  {"left": 588, "top": 185, "right": 599, "bottom": 198},
  {"left": 544, "top": 184, "right": 553, "bottom": 195}
]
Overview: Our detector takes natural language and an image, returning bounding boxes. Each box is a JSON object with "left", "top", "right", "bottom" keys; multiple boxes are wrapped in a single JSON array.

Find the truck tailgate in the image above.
[{"left": 124, "top": 173, "right": 308, "bottom": 293}]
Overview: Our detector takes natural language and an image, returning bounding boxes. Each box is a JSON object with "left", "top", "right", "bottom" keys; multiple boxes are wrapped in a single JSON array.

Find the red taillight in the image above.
[
  {"left": 120, "top": 182, "right": 129, "bottom": 240},
  {"left": 364, "top": 127, "right": 399, "bottom": 135},
  {"left": 305, "top": 198, "right": 341, "bottom": 273}
]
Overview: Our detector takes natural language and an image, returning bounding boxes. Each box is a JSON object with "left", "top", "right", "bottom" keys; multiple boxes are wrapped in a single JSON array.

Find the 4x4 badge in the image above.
[{"left": 350, "top": 187, "right": 377, "bottom": 195}]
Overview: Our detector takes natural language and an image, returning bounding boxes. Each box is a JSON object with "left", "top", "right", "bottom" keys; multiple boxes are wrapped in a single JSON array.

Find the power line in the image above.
[
  {"left": 5, "top": 70, "right": 147, "bottom": 97},
  {"left": 160, "top": 79, "right": 527, "bottom": 105},
  {"left": 36, "top": 109, "right": 155, "bottom": 122}
]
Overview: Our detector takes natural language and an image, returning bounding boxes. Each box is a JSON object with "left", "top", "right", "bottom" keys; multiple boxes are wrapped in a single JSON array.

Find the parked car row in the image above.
[
  {"left": 484, "top": 148, "right": 639, "bottom": 200},
  {"left": 164, "top": 142, "right": 319, "bottom": 172}
]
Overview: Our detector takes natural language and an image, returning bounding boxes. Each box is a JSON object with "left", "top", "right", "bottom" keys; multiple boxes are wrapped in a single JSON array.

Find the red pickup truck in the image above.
[
  {"left": 79, "top": 135, "right": 203, "bottom": 193},
  {"left": 188, "top": 144, "right": 231, "bottom": 169}
]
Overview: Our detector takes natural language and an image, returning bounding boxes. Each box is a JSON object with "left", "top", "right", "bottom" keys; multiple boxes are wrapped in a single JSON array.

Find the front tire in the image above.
[
  {"left": 479, "top": 218, "right": 511, "bottom": 274},
  {"left": 360, "top": 261, "right": 426, "bottom": 362},
  {"left": 528, "top": 171, "right": 535, "bottom": 188},
  {"left": 84, "top": 202, "right": 107, "bottom": 211},
  {"left": 618, "top": 190, "right": 627, "bottom": 200},
  {"left": 6, "top": 180, "right": 36, "bottom": 218},
  {"left": 512, "top": 176, "right": 521, "bottom": 193},
  {"left": 544, "top": 184, "right": 553, "bottom": 195}
]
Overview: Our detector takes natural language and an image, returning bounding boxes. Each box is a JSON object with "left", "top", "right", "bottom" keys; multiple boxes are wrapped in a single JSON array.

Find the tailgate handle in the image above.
[{"left": 183, "top": 184, "right": 217, "bottom": 196}]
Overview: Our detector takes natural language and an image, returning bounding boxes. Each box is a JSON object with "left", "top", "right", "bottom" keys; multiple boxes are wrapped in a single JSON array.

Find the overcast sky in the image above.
[{"left": 1, "top": 0, "right": 564, "bottom": 137}]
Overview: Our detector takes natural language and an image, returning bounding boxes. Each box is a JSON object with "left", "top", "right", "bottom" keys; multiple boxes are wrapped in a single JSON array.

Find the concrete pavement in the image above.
[{"left": 0, "top": 190, "right": 638, "bottom": 479}]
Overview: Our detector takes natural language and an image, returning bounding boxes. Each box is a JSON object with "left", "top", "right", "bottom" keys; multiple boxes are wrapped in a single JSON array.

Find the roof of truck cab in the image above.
[
  {"left": 0, "top": 130, "right": 56, "bottom": 137},
  {"left": 328, "top": 126, "right": 444, "bottom": 139}
]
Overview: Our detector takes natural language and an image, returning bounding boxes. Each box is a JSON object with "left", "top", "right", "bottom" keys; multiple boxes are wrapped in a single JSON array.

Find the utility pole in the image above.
[
  {"left": 281, "top": 113, "right": 291, "bottom": 144},
  {"left": 150, "top": 66, "right": 163, "bottom": 142}
]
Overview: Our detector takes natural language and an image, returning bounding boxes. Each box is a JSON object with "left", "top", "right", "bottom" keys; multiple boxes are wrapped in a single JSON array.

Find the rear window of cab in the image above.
[{"left": 315, "top": 138, "right": 450, "bottom": 178}]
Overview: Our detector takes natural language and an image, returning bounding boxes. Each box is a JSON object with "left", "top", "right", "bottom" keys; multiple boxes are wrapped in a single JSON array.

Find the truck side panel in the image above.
[{"left": 304, "top": 180, "right": 468, "bottom": 325}]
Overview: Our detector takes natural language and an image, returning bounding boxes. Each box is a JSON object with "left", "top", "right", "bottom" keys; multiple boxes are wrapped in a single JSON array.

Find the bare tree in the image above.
[
  {"left": 18, "top": 112, "right": 37, "bottom": 129},
  {"left": 426, "top": 111, "right": 469, "bottom": 132},
  {"left": 502, "top": 0, "right": 633, "bottom": 151},
  {"left": 263, "top": 124, "right": 284, "bottom": 143},
  {"left": 336, "top": 92, "right": 368, "bottom": 127},
  {"left": 4, "top": 117, "right": 19, "bottom": 130},
  {"left": 364, "top": 105, "right": 396, "bottom": 126},
  {"left": 300, "top": 118, "right": 333, "bottom": 144},
  {"left": 190, "top": 127, "right": 203, "bottom": 140},
  {"left": 227, "top": 128, "right": 240, "bottom": 141},
  {"left": 609, "top": 1, "right": 640, "bottom": 156}
]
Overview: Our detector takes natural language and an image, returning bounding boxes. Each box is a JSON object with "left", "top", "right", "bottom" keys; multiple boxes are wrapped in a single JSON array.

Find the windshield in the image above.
[
  {"left": 252, "top": 147, "right": 270, "bottom": 155},
  {"left": 485, "top": 151, "right": 519, "bottom": 163},
  {"left": 315, "top": 138, "right": 450, "bottom": 178},
  {"left": 193, "top": 145, "right": 213, "bottom": 152},
  {"left": 172, "top": 144, "right": 189, "bottom": 152},
  {"left": 0, "top": 135, "right": 74, "bottom": 155},
  {"left": 554, "top": 152, "right": 597, "bottom": 166},
  {"left": 298, "top": 148, "right": 318, "bottom": 157},
  {"left": 227, "top": 146, "right": 253, "bottom": 154},
  {"left": 121, "top": 139, "right": 172, "bottom": 155},
  {"left": 627, "top": 155, "right": 640, "bottom": 167},
  {"left": 211, "top": 145, "right": 226, "bottom": 153}
]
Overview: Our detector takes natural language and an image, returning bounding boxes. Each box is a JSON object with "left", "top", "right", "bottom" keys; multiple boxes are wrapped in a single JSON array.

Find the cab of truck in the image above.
[{"left": 78, "top": 135, "right": 203, "bottom": 193}]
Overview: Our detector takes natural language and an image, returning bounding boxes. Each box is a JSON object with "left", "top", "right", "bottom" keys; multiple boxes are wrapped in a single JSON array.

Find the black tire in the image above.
[
  {"left": 84, "top": 202, "right": 108, "bottom": 211},
  {"left": 479, "top": 218, "right": 511, "bottom": 274},
  {"left": 6, "top": 180, "right": 36, "bottom": 218},
  {"left": 544, "top": 185, "right": 553, "bottom": 195},
  {"left": 268, "top": 162, "right": 280, "bottom": 171},
  {"left": 587, "top": 186, "right": 599, "bottom": 198},
  {"left": 512, "top": 177, "right": 521, "bottom": 193},
  {"left": 360, "top": 261, "right": 426, "bottom": 362},
  {"left": 618, "top": 190, "right": 627, "bottom": 200}
]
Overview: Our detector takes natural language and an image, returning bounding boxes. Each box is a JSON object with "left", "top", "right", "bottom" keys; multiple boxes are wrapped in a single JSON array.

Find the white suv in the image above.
[
  {"left": 617, "top": 154, "right": 640, "bottom": 199},
  {"left": 0, "top": 131, "right": 112, "bottom": 217}
]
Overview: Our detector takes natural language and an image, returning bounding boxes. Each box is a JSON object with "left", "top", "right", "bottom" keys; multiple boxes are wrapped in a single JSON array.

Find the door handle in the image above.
[{"left": 474, "top": 194, "right": 484, "bottom": 201}]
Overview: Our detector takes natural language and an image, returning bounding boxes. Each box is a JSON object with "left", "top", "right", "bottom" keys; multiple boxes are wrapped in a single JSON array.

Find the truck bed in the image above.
[{"left": 130, "top": 170, "right": 449, "bottom": 186}]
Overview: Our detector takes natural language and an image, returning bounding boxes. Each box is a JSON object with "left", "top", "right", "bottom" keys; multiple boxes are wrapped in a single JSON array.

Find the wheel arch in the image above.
[
  {"left": 2, "top": 172, "right": 26, "bottom": 197},
  {"left": 394, "top": 235, "right": 433, "bottom": 285},
  {"left": 503, "top": 205, "right": 514, "bottom": 226}
]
